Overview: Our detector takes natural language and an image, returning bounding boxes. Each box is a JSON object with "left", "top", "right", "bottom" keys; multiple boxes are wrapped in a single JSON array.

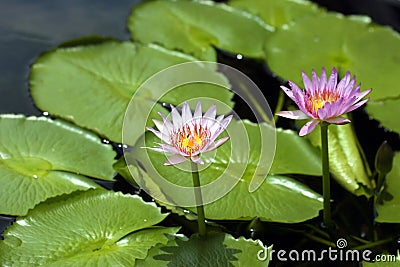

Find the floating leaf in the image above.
[
  {"left": 229, "top": 0, "right": 322, "bottom": 28},
  {"left": 367, "top": 98, "right": 400, "bottom": 134},
  {"left": 30, "top": 41, "right": 233, "bottom": 144},
  {"left": 0, "top": 115, "right": 116, "bottom": 216},
  {"left": 264, "top": 13, "right": 400, "bottom": 101},
  {"left": 306, "top": 122, "right": 372, "bottom": 196},
  {"left": 136, "top": 232, "right": 272, "bottom": 266},
  {"left": 128, "top": 0, "right": 274, "bottom": 60},
  {"left": 376, "top": 153, "right": 400, "bottom": 223},
  {"left": 0, "top": 189, "right": 178, "bottom": 266},
  {"left": 126, "top": 120, "right": 322, "bottom": 223}
]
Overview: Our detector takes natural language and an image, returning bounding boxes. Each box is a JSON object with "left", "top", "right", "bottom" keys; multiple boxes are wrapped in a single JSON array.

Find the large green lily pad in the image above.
[
  {"left": 367, "top": 98, "right": 400, "bottom": 134},
  {"left": 264, "top": 13, "right": 400, "bottom": 101},
  {"left": 376, "top": 153, "right": 400, "bottom": 222},
  {"left": 306, "top": 122, "right": 372, "bottom": 196},
  {"left": 136, "top": 232, "right": 272, "bottom": 266},
  {"left": 0, "top": 115, "right": 116, "bottom": 216},
  {"left": 0, "top": 189, "right": 178, "bottom": 266},
  {"left": 30, "top": 41, "right": 233, "bottom": 144},
  {"left": 128, "top": 0, "right": 274, "bottom": 60},
  {"left": 229, "top": 0, "right": 322, "bottom": 28},
  {"left": 126, "top": 120, "right": 322, "bottom": 223}
]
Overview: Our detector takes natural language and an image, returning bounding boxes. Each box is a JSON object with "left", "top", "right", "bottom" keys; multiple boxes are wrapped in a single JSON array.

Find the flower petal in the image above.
[
  {"left": 326, "top": 67, "right": 338, "bottom": 92},
  {"left": 204, "top": 104, "right": 217, "bottom": 120},
  {"left": 146, "top": 126, "right": 169, "bottom": 143},
  {"left": 165, "top": 154, "right": 188, "bottom": 165},
  {"left": 319, "top": 67, "right": 327, "bottom": 92},
  {"left": 276, "top": 110, "right": 309, "bottom": 120},
  {"left": 344, "top": 98, "right": 369, "bottom": 113},
  {"left": 181, "top": 102, "right": 192, "bottom": 122},
  {"left": 302, "top": 71, "right": 313, "bottom": 91},
  {"left": 194, "top": 101, "right": 202, "bottom": 119},
  {"left": 158, "top": 113, "right": 174, "bottom": 134},
  {"left": 299, "top": 120, "right": 319, "bottom": 136},
  {"left": 280, "top": 85, "right": 295, "bottom": 101},
  {"left": 170, "top": 105, "right": 183, "bottom": 129},
  {"left": 355, "top": 88, "right": 372, "bottom": 102},
  {"left": 325, "top": 117, "right": 351, "bottom": 124},
  {"left": 191, "top": 155, "right": 204, "bottom": 165}
]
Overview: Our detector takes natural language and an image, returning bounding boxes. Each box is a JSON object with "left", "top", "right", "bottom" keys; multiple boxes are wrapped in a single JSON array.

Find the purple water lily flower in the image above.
[
  {"left": 276, "top": 67, "right": 371, "bottom": 136},
  {"left": 146, "top": 102, "right": 232, "bottom": 165}
]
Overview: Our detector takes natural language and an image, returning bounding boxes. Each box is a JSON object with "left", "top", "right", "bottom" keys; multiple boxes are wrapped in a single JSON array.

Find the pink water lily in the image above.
[
  {"left": 146, "top": 102, "right": 232, "bottom": 165},
  {"left": 276, "top": 67, "right": 371, "bottom": 136}
]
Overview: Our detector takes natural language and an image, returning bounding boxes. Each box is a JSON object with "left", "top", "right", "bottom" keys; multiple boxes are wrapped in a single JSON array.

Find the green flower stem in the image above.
[
  {"left": 191, "top": 161, "right": 207, "bottom": 237},
  {"left": 320, "top": 122, "right": 332, "bottom": 229}
]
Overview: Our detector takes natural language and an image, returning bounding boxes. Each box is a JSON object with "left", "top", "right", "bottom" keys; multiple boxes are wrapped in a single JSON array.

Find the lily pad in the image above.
[
  {"left": 305, "top": 122, "right": 372, "bottom": 196},
  {"left": 376, "top": 153, "right": 400, "bottom": 223},
  {"left": 126, "top": 120, "right": 323, "bottom": 223},
  {"left": 30, "top": 41, "right": 234, "bottom": 144},
  {"left": 128, "top": 0, "right": 274, "bottom": 60},
  {"left": 136, "top": 232, "right": 272, "bottom": 266},
  {"left": 264, "top": 12, "right": 400, "bottom": 101},
  {"left": 367, "top": 98, "right": 400, "bottom": 134},
  {"left": 0, "top": 115, "right": 116, "bottom": 216},
  {"left": 229, "top": 0, "right": 322, "bottom": 28},
  {"left": 0, "top": 189, "right": 179, "bottom": 266}
]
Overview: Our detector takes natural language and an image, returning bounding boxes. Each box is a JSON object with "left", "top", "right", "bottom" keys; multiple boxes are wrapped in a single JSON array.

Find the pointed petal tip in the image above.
[{"left": 299, "top": 120, "right": 319, "bottom": 136}]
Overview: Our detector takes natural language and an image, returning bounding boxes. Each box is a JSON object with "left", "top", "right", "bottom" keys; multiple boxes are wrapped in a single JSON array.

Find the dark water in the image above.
[{"left": 0, "top": 0, "right": 140, "bottom": 116}]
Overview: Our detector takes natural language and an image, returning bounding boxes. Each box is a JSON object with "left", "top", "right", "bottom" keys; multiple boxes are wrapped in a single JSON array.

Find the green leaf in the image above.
[
  {"left": 0, "top": 115, "right": 116, "bottom": 216},
  {"left": 272, "top": 127, "right": 321, "bottom": 175},
  {"left": 229, "top": 0, "right": 322, "bottom": 28},
  {"left": 127, "top": 120, "right": 323, "bottom": 223},
  {"left": 367, "top": 98, "right": 400, "bottom": 134},
  {"left": 30, "top": 41, "right": 234, "bottom": 144},
  {"left": 136, "top": 232, "right": 272, "bottom": 266},
  {"left": 306, "top": 122, "right": 372, "bottom": 196},
  {"left": 376, "top": 153, "right": 400, "bottom": 223},
  {"left": 264, "top": 12, "right": 400, "bottom": 101},
  {"left": 128, "top": 0, "right": 274, "bottom": 60},
  {"left": 0, "top": 189, "right": 178, "bottom": 266}
]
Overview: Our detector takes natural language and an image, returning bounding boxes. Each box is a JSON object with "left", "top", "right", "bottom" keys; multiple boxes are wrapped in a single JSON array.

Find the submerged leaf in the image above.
[
  {"left": 136, "top": 232, "right": 272, "bottom": 266},
  {"left": 306, "top": 122, "right": 372, "bottom": 196},
  {"left": 0, "top": 115, "right": 115, "bottom": 216},
  {"left": 128, "top": 0, "right": 274, "bottom": 60},
  {"left": 0, "top": 189, "right": 178, "bottom": 266}
]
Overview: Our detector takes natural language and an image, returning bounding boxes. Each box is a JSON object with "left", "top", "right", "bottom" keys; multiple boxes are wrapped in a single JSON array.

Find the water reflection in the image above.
[{"left": 0, "top": 0, "right": 141, "bottom": 115}]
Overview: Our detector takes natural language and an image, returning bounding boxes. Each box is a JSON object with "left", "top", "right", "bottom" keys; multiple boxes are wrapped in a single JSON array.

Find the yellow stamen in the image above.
[
  {"left": 309, "top": 93, "right": 340, "bottom": 114},
  {"left": 173, "top": 124, "right": 209, "bottom": 155}
]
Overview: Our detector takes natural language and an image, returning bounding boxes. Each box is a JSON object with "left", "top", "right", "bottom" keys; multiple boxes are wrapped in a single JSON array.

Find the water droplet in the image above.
[
  {"left": 102, "top": 139, "right": 110, "bottom": 144},
  {"left": 236, "top": 54, "right": 243, "bottom": 60},
  {"left": 183, "top": 209, "right": 190, "bottom": 214},
  {"left": 143, "top": 219, "right": 147, "bottom": 222},
  {"left": 33, "top": 174, "right": 38, "bottom": 179},
  {"left": 43, "top": 112, "right": 49, "bottom": 116}
]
